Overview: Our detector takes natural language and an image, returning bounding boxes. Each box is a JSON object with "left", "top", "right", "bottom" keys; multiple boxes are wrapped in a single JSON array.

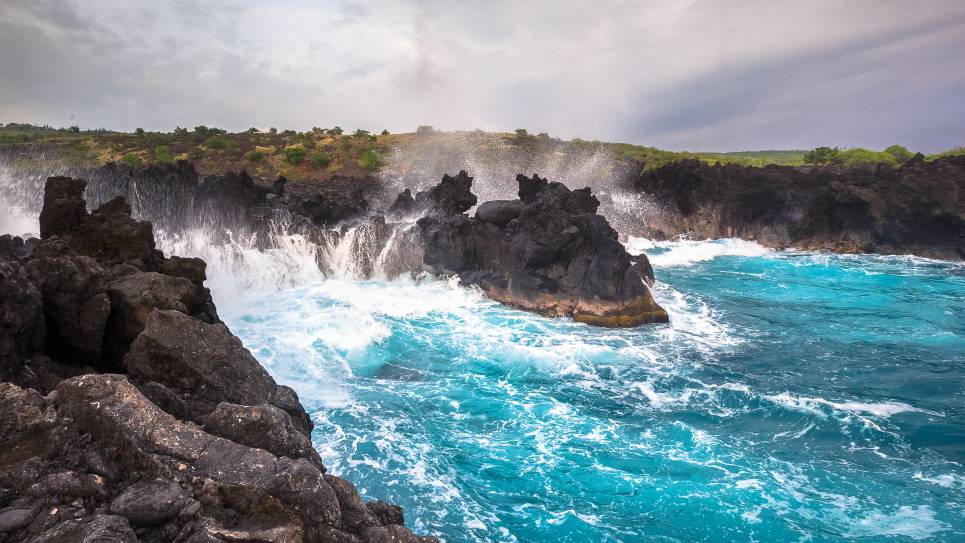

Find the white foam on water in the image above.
[
  {"left": 625, "top": 236, "right": 772, "bottom": 267},
  {"left": 841, "top": 505, "right": 949, "bottom": 540},
  {"left": 763, "top": 393, "right": 931, "bottom": 418}
]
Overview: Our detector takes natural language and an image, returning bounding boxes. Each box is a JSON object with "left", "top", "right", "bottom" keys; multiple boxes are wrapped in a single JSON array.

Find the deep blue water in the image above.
[{"left": 224, "top": 239, "right": 965, "bottom": 542}]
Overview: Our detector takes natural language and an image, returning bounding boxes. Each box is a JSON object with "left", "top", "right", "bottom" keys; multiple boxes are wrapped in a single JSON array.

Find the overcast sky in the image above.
[{"left": 1, "top": 0, "right": 963, "bottom": 152}]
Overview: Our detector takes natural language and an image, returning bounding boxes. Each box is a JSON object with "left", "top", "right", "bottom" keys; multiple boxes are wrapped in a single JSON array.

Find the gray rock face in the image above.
[
  {"left": 0, "top": 261, "right": 44, "bottom": 381},
  {"left": 24, "top": 255, "right": 110, "bottom": 363},
  {"left": 203, "top": 402, "right": 324, "bottom": 470},
  {"left": 124, "top": 309, "right": 312, "bottom": 432},
  {"left": 110, "top": 481, "right": 190, "bottom": 525}
]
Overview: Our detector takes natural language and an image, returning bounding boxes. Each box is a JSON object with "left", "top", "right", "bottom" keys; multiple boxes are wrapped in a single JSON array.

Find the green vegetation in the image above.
[
  {"left": 121, "top": 153, "right": 141, "bottom": 167},
  {"left": 358, "top": 148, "right": 383, "bottom": 171},
  {"left": 245, "top": 149, "right": 266, "bottom": 162},
  {"left": 2, "top": 122, "right": 958, "bottom": 183},
  {"left": 154, "top": 145, "right": 173, "bottom": 164},
  {"left": 283, "top": 145, "right": 306, "bottom": 165},
  {"left": 310, "top": 153, "right": 331, "bottom": 169}
]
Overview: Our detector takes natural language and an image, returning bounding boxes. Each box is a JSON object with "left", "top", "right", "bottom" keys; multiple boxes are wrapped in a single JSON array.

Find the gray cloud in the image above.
[{"left": 1, "top": 0, "right": 963, "bottom": 152}]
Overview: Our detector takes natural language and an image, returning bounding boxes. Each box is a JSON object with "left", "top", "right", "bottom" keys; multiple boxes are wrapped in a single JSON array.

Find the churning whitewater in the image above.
[{"left": 1, "top": 157, "right": 963, "bottom": 543}]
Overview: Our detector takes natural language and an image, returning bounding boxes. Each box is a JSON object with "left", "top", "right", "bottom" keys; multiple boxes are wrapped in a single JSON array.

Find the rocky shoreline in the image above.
[
  {"left": 632, "top": 154, "right": 965, "bottom": 260},
  {"left": 0, "top": 178, "right": 436, "bottom": 542}
]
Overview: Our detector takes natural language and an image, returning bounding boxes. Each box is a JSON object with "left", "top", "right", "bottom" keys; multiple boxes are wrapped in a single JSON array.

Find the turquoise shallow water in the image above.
[{"left": 224, "top": 239, "right": 965, "bottom": 542}]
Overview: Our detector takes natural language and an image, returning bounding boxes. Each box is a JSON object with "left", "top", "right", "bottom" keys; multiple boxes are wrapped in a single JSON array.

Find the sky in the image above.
[{"left": 1, "top": 0, "right": 964, "bottom": 152}]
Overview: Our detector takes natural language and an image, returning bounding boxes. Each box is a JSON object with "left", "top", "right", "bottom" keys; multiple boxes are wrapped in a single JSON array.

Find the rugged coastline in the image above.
[
  {"left": 632, "top": 154, "right": 965, "bottom": 260},
  {"left": 0, "top": 178, "right": 436, "bottom": 542}
]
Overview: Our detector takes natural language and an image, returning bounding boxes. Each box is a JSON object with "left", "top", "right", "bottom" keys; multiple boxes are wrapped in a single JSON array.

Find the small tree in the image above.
[
  {"left": 329, "top": 126, "right": 343, "bottom": 136},
  {"left": 416, "top": 125, "right": 434, "bottom": 135},
  {"left": 515, "top": 128, "right": 528, "bottom": 137},
  {"left": 803, "top": 146, "right": 840, "bottom": 164},
  {"left": 268, "top": 127, "right": 278, "bottom": 135},
  {"left": 381, "top": 129, "right": 390, "bottom": 136},
  {"left": 884, "top": 144, "right": 913, "bottom": 163},
  {"left": 246, "top": 127, "right": 260, "bottom": 133},
  {"left": 353, "top": 129, "right": 370, "bottom": 138},
  {"left": 135, "top": 127, "right": 145, "bottom": 136}
]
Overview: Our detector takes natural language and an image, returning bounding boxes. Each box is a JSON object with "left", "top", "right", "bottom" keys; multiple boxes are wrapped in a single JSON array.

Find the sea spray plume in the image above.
[{"left": 377, "top": 131, "right": 649, "bottom": 229}]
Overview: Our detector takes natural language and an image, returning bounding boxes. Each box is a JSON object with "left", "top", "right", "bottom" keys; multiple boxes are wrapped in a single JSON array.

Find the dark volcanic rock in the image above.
[
  {"left": 0, "top": 261, "right": 45, "bottom": 382},
  {"left": 124, "top": 309, "right": 313, "bottom": 433},
  {"left": 0, "top": 175, "right": 436, "bottom": 543},
  {"left": 285, "top": 175, "right": 380, "bottom": 226},
  {"left": 203, "top": 402, "right": 324, "bottom": 470},
  {"left": 633, "top": 155, "right": 965, "bottom": 259},
  {"left": 415, "top": 173, "right": 668, "bottom": 327},
  {"left": 425, "top": 170, "right": 477, "bottom": 216}
]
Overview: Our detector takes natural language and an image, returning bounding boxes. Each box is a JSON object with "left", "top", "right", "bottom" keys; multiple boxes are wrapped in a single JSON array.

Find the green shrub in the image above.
[
  {"left": 358, "top": 148, "right": 383, "bottom": 171},
  {"left": 121, "top": 153, "right": 141, "bottom": 167},
  {"left": 353, "top": 129, "right": 370, "bottom": 138},
  {"left": 246, "top": 127, "right": 260, "bottom": 133},
  {"left": 302, "top": 134, "right": 316, "bottom": 149},
  {"left": 284, "top": 145, "right": 306, "bottom": 165},
  {"left": 515, "top": 128, "right": 528, "bottom": 137},
  {"left": 268, "top": 127, "right": 278, "bottom": 135},
  {"left": 135, "top": 128, "right": 145, "bottom": 136},
  {"left": 328, "top": 126, "right": 343, "bottom": 136},
  {"left": 884, "top": 144, "right": 913, "bottom": 163},
  {"left": 803, "top": 146, "right": 840, "bottom": 164},
  {"left": 339, "top": 137, "right": 353, "bottom": 152},
  {"left": 310, "top": 153, "right": 331, "bottom": 169},
  {"left": 416, "top": 125, "right": 434, "bottom": 134},
  {"left": 245, "top": 149, "right": 265, "bottom": 162},
  {"left": 381, "top": 129, "right": 390, "bottom": 136},
  {"left": 836, "top": 148, "right": 898, "bottom": 169},
  {"left": 154, "top": 145, "right": 173, "bottom": 164},
  {"left": 205, "top": 135, "right": 228, "bottom": 149}
]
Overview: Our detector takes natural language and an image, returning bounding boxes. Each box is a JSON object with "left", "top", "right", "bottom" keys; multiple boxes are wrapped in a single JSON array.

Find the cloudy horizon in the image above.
[{"left": 1, "top": 0, "right": 964, "bottom": 152}]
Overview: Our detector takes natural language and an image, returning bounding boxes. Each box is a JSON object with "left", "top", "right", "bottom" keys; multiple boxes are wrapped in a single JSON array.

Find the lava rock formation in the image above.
[{"left": 0, "top": 177, "right": 436, "bottom": 542}]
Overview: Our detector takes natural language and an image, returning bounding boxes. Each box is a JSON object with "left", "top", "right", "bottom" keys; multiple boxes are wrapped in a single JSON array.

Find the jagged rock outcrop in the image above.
[
  {"left": 633, "top": 154, "right": 965, "bottom": 259},
  {"left": 0, "top": 177, "right": 436, "bottom": 542},
  {"left": 412, "top": 172, "right": 668, "bottom": 327}
]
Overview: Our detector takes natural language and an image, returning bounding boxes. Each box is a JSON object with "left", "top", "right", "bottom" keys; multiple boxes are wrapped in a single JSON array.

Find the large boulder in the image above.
[
  {"left": 123, "top": 309, "right": 313, "bottom": 432},
  {"left": 203, "top": 402, "right": 324, "bottom": 470},
  {"left": 23, "top": 255, "right": 110, "bottom": 364},
  {"left": 416, "top": 173, "right": 668, "bottom": 327}
]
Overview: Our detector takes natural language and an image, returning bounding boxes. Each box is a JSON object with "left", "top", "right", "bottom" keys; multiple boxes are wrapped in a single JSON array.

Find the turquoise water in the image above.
[{"left": 224, "top": 239, "right": 965, "bottom": 542}]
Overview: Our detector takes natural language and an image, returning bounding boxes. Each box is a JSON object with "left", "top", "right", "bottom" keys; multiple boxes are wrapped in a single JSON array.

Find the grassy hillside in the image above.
[{"left": 1, "top": 123, "right": 960, "bottom": 181}]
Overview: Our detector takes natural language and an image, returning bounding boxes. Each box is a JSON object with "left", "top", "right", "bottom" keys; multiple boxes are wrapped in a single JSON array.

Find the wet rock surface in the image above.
[
  {"left": 0, "top": 177, "right": 437, "bottom": 542},
  {"left": 633, "top": 155, "right": 965, "bottom": 260},
  {"left": 412, "top": 172, "right": 668, "bottom": 327}
]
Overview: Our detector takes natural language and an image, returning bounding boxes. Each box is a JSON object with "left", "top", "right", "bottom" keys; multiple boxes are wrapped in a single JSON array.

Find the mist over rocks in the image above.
[
  {"left": 633, "top": 154, "right": 965, "bottom": 260},
  {"left": 0, "top": 177, "right": 437, "bottom": 542}
]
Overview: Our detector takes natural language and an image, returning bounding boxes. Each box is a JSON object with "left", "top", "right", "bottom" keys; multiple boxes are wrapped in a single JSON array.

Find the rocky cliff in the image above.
[
  {"left": 633, "top": 154, "right": 965, "bottom": 259},
  {"left": 0, "top": 177, "right": 435, "bottom": 542},
  {"left": 411, "top": 172, "right": 668, "bottom": 327}
]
